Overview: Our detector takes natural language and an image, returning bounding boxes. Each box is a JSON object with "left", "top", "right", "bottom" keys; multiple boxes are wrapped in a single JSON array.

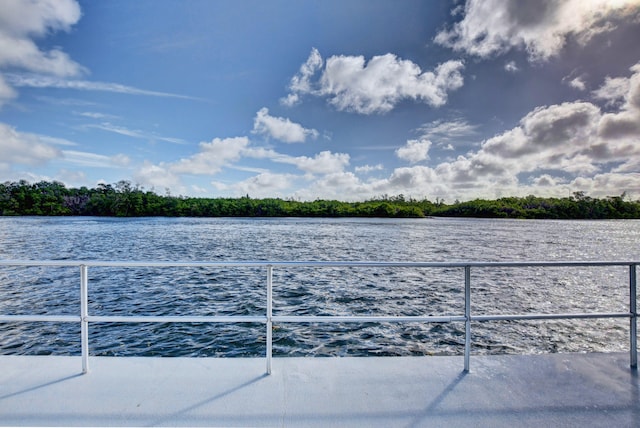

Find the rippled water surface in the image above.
[{"left": 0, "top": 216, "right": 638, "bottom": 357}]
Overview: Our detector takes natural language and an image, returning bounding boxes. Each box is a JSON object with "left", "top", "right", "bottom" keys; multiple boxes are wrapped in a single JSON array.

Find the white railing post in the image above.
[
  {"left": 464, "top": 265, "right": 471, "bottom": 372},
  {"left": 80, "top": 264, "right": 89, "bottom": 373},
  {"left": 631, "top": 264, "right": 637, "bottom": 369},
  {"left": 266, "top": 265, "right": 273, "bottom": 375}
]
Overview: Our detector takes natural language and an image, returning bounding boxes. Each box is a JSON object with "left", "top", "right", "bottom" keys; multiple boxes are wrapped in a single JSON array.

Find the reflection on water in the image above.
[{"left": 0, "top": 217, "right": 638, "bottom": 357}]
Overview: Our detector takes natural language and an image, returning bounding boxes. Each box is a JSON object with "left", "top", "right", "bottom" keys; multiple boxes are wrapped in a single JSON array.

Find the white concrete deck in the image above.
[{"left": 0, "top": 353, "right": 638, "bottom": 427}]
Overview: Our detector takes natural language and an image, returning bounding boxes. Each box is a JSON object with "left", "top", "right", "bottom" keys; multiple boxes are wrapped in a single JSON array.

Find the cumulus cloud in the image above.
[
  {"left": 135, "top": 136, "right": 249, "bottom": 193},
  {"left": 0, "top": 121, "right": 131, "bottom": 186},
  {"left": 280, "top": 47, "right": 323, "bottom": 107},
  {"left": 0, "top": 122, "right": 61, "bottom": 166},
  {"left": 272, "top": 150, "right": 350, "bottom": 175},
  {"left": 299, "top": 64, "right": 640, "bottom": 201},
  {"left": 0, "top": 0, "right": 84, "bottom": 74},
  {"left": 440, "top": 101, "right": 605, "bottom": 188},
  {"left": 395, "top": 138, "right": 432, "bottom": 163},
  {"left": 593, "top": 76, "right": 632, "bottom": 106},
  {"left": 0, "top": 0, "right": 84, "bottom": 107},
  {"left": 355, "top": 164, "right": 383, "bottom": 174},
  {"left": 252, "top": 107, "right": 319, "bottom": 143},
  {"left": 170, "top": 137, "right": 250, "bottom": 175},
  {"left": 231, "top": 172, "right": 296, "bottom": 198},
  {"left": 418, "top": 118, "right": 479, "bottom": 146},
  {"left": 504, "top": 61, "right": 519, "bottom": 73},
  {"left": 293, "top": 171, "right": 370, "bottom": 201},
  {"left": 568, "top": 172, "right": 640, "bottom": 198},
  {"left": 133, "top": 133, "right": 350, "bottom": 195},
  {"left": 532, "top": 174, "right": 566, "bottom": 187},
  {"left": 282, "top": 48, "right": 464, "bottom": 114},
  {"left": 134, "top": 162, "right": 184, "bottom": 194},
  {"left": 435, "top": 0, "right": 640, "bottom": 61},
  {"left": 598, "top": 63, "right": 640, "bottom": 139},
  {"left": 568, "top": 76, "right": 587, "bottom": 91},
  {"left": 137, "top": 62, "right": 640, "bottom": 200}
]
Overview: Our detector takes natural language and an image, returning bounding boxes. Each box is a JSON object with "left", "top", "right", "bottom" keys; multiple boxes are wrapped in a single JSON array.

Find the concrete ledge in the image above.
[{"left": 0, "top": 353, "right": 638, "bottom": 427}]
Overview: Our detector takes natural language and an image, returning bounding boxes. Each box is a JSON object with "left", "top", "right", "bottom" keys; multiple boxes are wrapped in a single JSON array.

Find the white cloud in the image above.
[
  {"left": 593, "top": 76, "right": 631, "bottom": 106},
  {"left": 61, "top": 150, "right": 130, "bottom": 168},
  {"left": 504, "top": 61, "right": 519, "bottom": 72},
  {"left": 460, "top": 101, "right": 604, "bottom": 182},
  {"left": 132, "top": 137, "right": 251, "bottom": 192},
  {"left": 418, "top": 118, "right": 478, "bottom": 142},
  {"left": 6, "top": 74, "right": 198, "bottom": 100},
  {"left": 396, "top": 138, "right": 432, "bottom": 163},
  {"left": 435, "top": 0, "right": 640, "bottom": 61},
  {"left": 532, "top": 174, "right": 566, "bottom": 187},
  {"left": 0, "top": 35, "right": 85, "bottom": 77},
  {"left": 284, "top": 64, "right": 640, "bottom": 201},
  {"left": 133, "top": 135, "right": 350, "bottom": 197},
  {"left": 252, "top": 107, "right": 318, "bottom": 143},
  {"left": 299, "top": 65, "right": 640, "bottom": 201},
  {"left": 111, "top": 153, "right": 131, "bottom": 166},
  {"left": 0, "top": 75, "right": 17, "bottom": 106},
  {"left": 33, "top": 134, "right": 77, "bottom": 147},
  {"left": 136, "top": 63, "right": 640, "bottom": 200},
  {"left": 231, "top": 172, "right": 296, "bottom": 198},
  {"left": 293, "top": 171, "right": 369, "bottom": 201},
  {"left": 242, "top": 146, "right": 350, "bottom": 175},
  {"left": 0, "top": 122, "right": 61, "bottom": 166},
  {"left": 0, "top": 1, "right": 196, "bottom": 108},
  {"left": 283, "top": 48, "right": 464, "bottom": 114},
  {"left": 0, "top": 0, "right": 84, "bottom": 107},
  {"left": 56, "top": 168, "right": 87, "bottom": 185},
  {"left": 421, "top": 68, "right": 640, "bottom": 199},
  {"left": 568, "top": 76, "right": 587, "bottom": 91},
  {"left": 86, "top": 122, "right": 187, "bottom": 145},
  {"left": 78, "top": 111, "right": 119, "bottom": 120},
  {"left": 568, "top": 172, "right": 640, "bottom": 198},
  {"left": 0, "top": 0, "right": 84, "bottom": 75},
  {"left": 598, "top": 63, "right": 640, "bottom": 139},
  {"left": 134, "top": 162, "right": 185, "bottom": 194},
  {"left": 0, "top": 0, "right": 80, "bottom": 37},
  {"left": 355, "top": 164, "right": 383, "bottom": 174},
  {"left": 272, "top": 150, "right": 350, "bottom": 175},
  {"left": 280, "top": 47, "right": 323, "bottom": 107},
  {"left": 170, "top": 137, "right": 250, "bottom": 175}
]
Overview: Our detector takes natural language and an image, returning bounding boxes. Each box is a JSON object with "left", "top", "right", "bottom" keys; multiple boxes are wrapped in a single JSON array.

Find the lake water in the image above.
[{"left": 0, "top": 216, "right": 638, "bottom": 358}]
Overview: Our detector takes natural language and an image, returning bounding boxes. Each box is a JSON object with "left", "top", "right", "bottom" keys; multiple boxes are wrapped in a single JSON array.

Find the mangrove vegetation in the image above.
[{"left": 1, "top": 180, "right": 640, "bottom": 219}]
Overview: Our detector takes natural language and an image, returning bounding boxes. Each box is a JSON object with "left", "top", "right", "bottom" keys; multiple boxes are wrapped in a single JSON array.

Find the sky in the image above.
[{"left": 1, "top": 0, "right": 640, "bottom": 202}]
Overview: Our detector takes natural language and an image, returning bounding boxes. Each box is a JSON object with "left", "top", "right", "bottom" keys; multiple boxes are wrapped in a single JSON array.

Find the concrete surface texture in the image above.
[{"left": 0, "top": 353, "right": 638, "bottom": 427}]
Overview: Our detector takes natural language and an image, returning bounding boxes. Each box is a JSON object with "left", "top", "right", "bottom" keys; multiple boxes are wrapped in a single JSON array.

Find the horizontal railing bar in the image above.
[
  {"left": 2, "top": 313, "right": 627, "bottom": 324},
  {"left": 272, "top": 315, "right": 465, "bottom": 323},
  {"left": 87, "top": 315, "right": 265, "bottom": 323},
  {"left": 0, "top": 315, "right": 80, "bottom": 322},
  {"left": 472, "top": 312, "right": 632, "bottom": 322},
  {"left": 0, "top": 259, "right": 638, "bottom": 268}
]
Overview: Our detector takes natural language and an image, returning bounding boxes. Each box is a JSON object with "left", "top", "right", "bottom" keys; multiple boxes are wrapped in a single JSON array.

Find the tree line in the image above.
[{"left": 1, "top": 180, "right": 639, "bottom": 219}]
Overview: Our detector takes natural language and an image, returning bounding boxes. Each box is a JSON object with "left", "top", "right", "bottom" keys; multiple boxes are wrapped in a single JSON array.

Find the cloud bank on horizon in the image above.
[{"left": 1, "top": 0, "right": 640, "bottom": 201}]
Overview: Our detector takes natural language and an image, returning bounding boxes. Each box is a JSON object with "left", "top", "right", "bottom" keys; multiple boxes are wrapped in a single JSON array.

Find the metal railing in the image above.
[{"left": 0, "top": 260, "right": 637, "bottom": 374}]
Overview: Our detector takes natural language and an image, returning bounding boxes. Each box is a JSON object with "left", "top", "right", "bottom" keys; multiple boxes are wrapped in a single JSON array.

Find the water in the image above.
[{"left": 0, "top": 216, "right": 638, "bottom": 358}]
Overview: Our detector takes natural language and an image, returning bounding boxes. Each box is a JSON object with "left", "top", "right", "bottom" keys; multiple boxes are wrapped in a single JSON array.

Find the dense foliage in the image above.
[{"left": 1, "top": 180, "right": 640, "bottom": 219}]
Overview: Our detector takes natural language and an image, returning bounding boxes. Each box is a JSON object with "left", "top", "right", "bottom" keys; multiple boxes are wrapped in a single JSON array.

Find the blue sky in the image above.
[{"left": 1, "top": 0, "right": 640, "bottom": 201}]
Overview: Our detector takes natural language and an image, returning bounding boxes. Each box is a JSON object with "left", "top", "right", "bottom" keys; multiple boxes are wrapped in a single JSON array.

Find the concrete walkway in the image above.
[{"left": 0, "top": 353, "right": 638, "bottom": 427}]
